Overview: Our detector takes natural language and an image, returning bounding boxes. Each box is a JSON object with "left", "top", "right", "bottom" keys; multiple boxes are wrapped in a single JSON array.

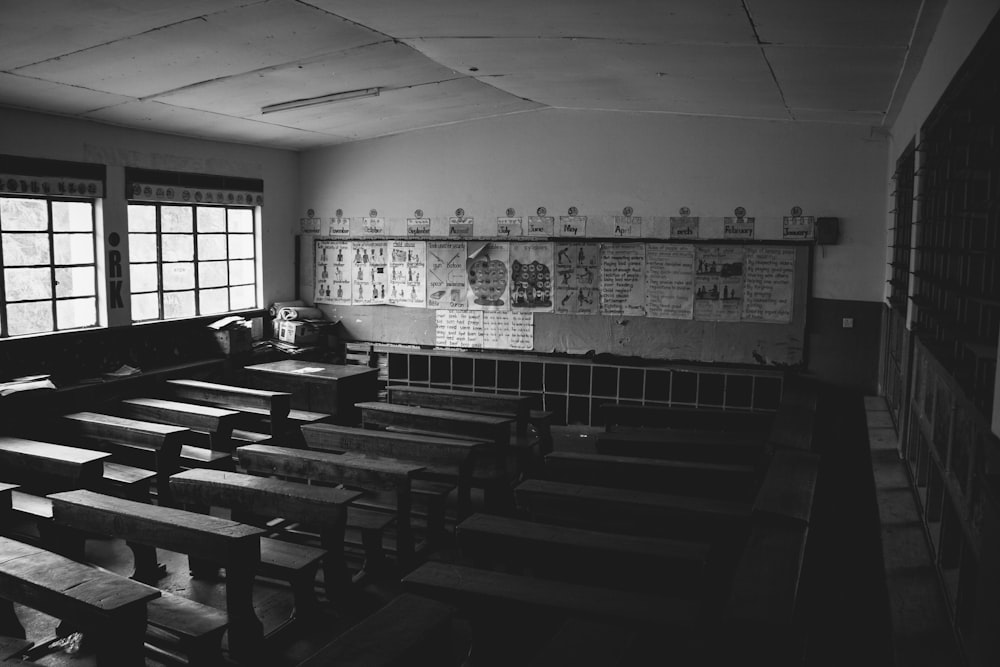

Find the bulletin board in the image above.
[{"left": 299, "top": 235, "right": 809, "bottom": 366}]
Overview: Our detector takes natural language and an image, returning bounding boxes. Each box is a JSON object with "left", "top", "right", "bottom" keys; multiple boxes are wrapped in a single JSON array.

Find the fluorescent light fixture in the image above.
[{"left": 261, "top": 87, "right": 380, "bottom": 114}]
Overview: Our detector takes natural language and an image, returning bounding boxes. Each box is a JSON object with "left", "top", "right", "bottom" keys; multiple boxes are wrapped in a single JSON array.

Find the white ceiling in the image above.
[{"left": 0, "top": 0, "right": 937, "bottom": 151}]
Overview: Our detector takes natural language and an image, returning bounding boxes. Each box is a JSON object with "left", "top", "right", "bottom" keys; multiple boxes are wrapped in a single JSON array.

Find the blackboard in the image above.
[{"left": 298, "top": 236, "right": 808, "bottom": 366}]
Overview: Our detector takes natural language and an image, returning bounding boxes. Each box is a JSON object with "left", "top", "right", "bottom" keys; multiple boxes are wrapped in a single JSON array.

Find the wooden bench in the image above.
[
  {"left": 402, "top": 561, "right": 707, "bottom": 666},
  {"left": 164, "top": 378, "right": 327, "bottom": 443},
  {"left": 767, "top": 401, "right": 818, "bottom": 452},
  {"left": 301, "top": 423, "right": 488, "bottom": 527},
  {"left": 56, "top": 411, "right": 189, "bottom": 506},
  {"left": 544, "top": 450, "right": 759, "bottom": 501},
  {"left": 296, "top": 593, "right": 455, "bottom": 667},
  {"left": 0, "top": 535, "right": 159, "bottom": 666},
  {"left": 48, "top": 488, "right": 265, "bottom": 664},
  {"left": 594, "top": 428, "right": 766, "bottom": 465},
  {"left": 170, "top": 468, "right": 361, "bottom": 611},
  {"left": 116, "top": 396, "right": 242, "bottom": 463},
  {"left": 752, "top": 449, "right": 821, "bottom": 525},
  {"left": 357, "top": 401, "right": 518, "bottom": 510},
  {"left": 514, "top": 478, "right": 752, "bottom": 546},
  {"left": 601, "top": 403, "right": 774, "bottom": 434},
  {"left": 456, "top": 512, "right": 710, "bottom": 597},
  {"left": 237, "top": 444, "right": 425, "bottom": 576},
  {"left": 0, "top": 635, "right": 32, "bottom": 661}
]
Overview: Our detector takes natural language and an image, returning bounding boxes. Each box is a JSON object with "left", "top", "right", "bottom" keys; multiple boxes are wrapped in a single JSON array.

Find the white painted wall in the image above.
[
  {"left": 300, "top": 109, "right": 888, "bottom": 302},
  {"left": 0, "top": 107, "right": 300, "bottom": 314}
]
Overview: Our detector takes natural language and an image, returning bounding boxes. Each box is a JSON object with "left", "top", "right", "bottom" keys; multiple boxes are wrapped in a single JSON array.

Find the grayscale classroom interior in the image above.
[{"left": 0, "top": 1, "right": 998, "bottom": 665}]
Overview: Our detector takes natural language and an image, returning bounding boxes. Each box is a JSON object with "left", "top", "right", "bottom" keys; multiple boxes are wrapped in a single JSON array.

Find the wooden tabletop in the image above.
[
  {"left": 245, "top": 360, "right": 378, "bottom": 381},
  {"left": 0, "top": 436, "right": 111, "bottom": 480}
]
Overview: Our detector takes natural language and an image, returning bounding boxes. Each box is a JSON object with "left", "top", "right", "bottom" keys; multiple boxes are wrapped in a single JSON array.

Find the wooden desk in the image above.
[
  {"left": 49, "top": 489, "right": 265, "bottom": 664},
  {"left": 0, "top": 437, "right": 110, "bottom": 486},
  {"left": 243, "top": 361, "right": 378, "bottom": 424},
  {"left": 0, "top": 536, "right": 159, "bottom": 666}
]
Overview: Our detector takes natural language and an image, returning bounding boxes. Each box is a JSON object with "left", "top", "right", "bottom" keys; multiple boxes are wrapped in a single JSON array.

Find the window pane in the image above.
[
  {"left": 163, "top": 262, "right": 195, "bottom": 290},
  {"left": 129, "top": 233, "right": 158, "bottom": 262},
  {"left": 0, "top": 198, "right": 47, "bottom": 231},
  {"left": 6, "top": 301, "right": 52, "bottom": 336},
  {"left": 164, "top": 290, "right": 195, "bottom": 319},
  {"left": 198, "top": 234, "right": 227, "bottom": 260},
  {"left": 52, "top": 201, "right": 93, "bottom": 232},
  {"left": 199, "top": 288, "right": 228, "bottom": 315},
  {"left": 162, "top": 234, "right": 193, "bottom": 261},
  {"left": 3, "top": 232, "right": 51, "bottom": 266},
  {"left": 228, "top": 234, "right": 254, "bottom": 259},
  {"left": 130, "top": 263, "right": 158, "bottom": 293},
  {"left": 198, "top": 207, "right": 225, "bottom": 233},
  {"left": 162, "top": 206, "right": 193, "bottom": 233},
  {"left": 128, "top": 204, "right": 156, "bottom": 232},
  {"left": 198, "top": 260, "right": 227, "bottom": 288},
  {"left": 228, "top": 209, "right": 253, "bottom": 233},
  {"left": 229, "top": 259, "right": 255, "bottom": 285},
  {"left": 56, "top": 297, "right": 97, "bottom": 329},
  {"left": 54, "top": 233, "right": 95, "bottom": 265},
  {"left": 5, "top": 267, "right": 52, "bottom": 301},
  {"left": 131, "top": 292, "right": 159, "bottom": 321},
  {"left": 55, "top": 266, "right": 96, "bottom": 298},
  {"left": 230, "top": 284, "right": 256, "bottom": 310}
]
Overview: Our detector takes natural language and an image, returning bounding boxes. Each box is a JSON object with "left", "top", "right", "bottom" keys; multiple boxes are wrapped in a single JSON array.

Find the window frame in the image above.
[
  {"left": 127, "top": 201, "right": 260, "bottom": 323},
  {"left": 0, "top": 193, "right": 101, "bottom": 338}
]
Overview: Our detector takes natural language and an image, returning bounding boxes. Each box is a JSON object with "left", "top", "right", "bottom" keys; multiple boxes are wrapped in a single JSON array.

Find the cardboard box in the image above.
[
  {"left": 277, "top": 321, "right": 319, "bottom": 346},
  {"left": 212, "top": 325, "right": 252, "bottom": 355}
]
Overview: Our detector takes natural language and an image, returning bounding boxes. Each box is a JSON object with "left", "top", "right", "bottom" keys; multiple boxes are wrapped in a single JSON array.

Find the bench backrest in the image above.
[
  {"left": 301, "top": 423, "right": 488, "bottom": 470},
  {"left": 357, "top": 401, "right": 512, "bottom": 448},
  {"left": 163, "top": 379, "right": 291, "bottom": 436},
  {"left": 61, "top": 411, "right": 189, "bottom": 450},
  {"left": 49, "top": 489, "right": 263, "bottom": 564},
  {"left": 543, "top": 450, "right": 757, "bottom": 500},
  {"left": 0, "top": 436, "right": 110, "bottom": 486},
  {"left": 117, "top": 397, "right": 241, "bottom": 450},
  {"left": 601, "top": 403, "right": 774, "bottom": 434},
  {"left": 170, "top": 468, "right": 361, "bottom": 524},
  {"left": 514, "top": 478, "right": 751, "bottom": 540},
  {"left": 387, "top": 385, "right": 531, "bottom": 437},
  {"left": 237, "top": 444, "right": 424, "bottom": 493}
]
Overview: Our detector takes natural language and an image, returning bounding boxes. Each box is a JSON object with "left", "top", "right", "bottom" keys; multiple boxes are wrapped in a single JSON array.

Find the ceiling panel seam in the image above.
[
  {"left": 741, "top": 0, "right": 792, "bottom": 121},
  {"left": 8, "top": 0, "right": 271, "bottom": 73}
]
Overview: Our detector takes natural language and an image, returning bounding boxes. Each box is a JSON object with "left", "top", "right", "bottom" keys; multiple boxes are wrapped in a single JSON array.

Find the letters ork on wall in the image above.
[{"left": 314, "top": 238, "right": 796, "bottom": 351}]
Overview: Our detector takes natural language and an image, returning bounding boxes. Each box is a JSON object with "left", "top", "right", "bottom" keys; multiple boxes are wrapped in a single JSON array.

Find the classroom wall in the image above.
[
  {"left": 299, "top": 109, "right": 888, "bottom": 390},
  {"left": 0, "top": 107, "right": 300, "bottom": 313}
]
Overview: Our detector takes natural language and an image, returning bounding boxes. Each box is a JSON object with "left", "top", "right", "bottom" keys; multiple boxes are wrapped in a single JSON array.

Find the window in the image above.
[
  {"left": 128, "top": 203, "right": 259, "bottom": 322},
  {"left": 0, "top": 195, "right": 99, "bottom": 337}
]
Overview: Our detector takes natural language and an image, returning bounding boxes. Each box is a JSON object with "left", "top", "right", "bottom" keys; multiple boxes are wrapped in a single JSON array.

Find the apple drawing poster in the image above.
[{"left": 466, "top": 241, "right": 510, "bottom": 311}]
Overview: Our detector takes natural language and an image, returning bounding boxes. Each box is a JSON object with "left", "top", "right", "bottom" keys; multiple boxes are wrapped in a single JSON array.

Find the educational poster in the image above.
[
  {"left": 645, "top": 244, "right": 695, "bottom": 319},
  {"left": 670, "top": 216, "right": 699, "bottom": 239},
  {"left": 352, "top": 241, "right": 388, "bottom": 305},
  {"left": 435, "top": 309, "right": 483, "bottom": 348},
  {"left": 484, "top": 311, "right": 534, "bottom": 350},
  {"left": 466, "top": 241, "right": 510, "bottom": 311},
  {"left": 723, "top": 216, "right": 755, "bottom": 240},
  {"left": 388, "top": 240, "right": 427, "bottom": 308},
  {"left": 553, "top": 242, "right": 599, "bottom": 315},
  {"left": 510, "top": 242, "right": 554, "bottom": 312},
  {"left": 599, "top": 243, "right": 646, "bottom": 316},
  {"left": 314, "top": 239, "right": 351, "bottom": 305},
  {"left": 693, "top": 246, "right": 744, "bottom": 321},
  {"left": 427, "top": 241, "right": 467, "bottom": 309},
  {"left": 741, "top": 246, "right": 795, "bottom": 323}
]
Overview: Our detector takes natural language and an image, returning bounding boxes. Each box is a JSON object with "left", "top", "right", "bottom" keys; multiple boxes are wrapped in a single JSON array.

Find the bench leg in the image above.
[
  {"left": 289, "top": 564, "right": 321, "bottom": 618},
  {"left": 93, "top": 614, "right": 147, "bottom": 667},
  {"left": 353, "top": 528, "right": 388, "bottom": 583},
  {"left": 127, "top": 541, "right": 167, "bottom": 582},
  {"left": 319, "top": 522, "right": 351, "bottom": 603},
  {"left": 224, "top": 561, "right": 264, "bottom": 665},
  {"left": 0, "top": 601, "right": 24, "bottom": 639},
  {"left": 482, "top": 479, "right": 514, "bottom": 515}
]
